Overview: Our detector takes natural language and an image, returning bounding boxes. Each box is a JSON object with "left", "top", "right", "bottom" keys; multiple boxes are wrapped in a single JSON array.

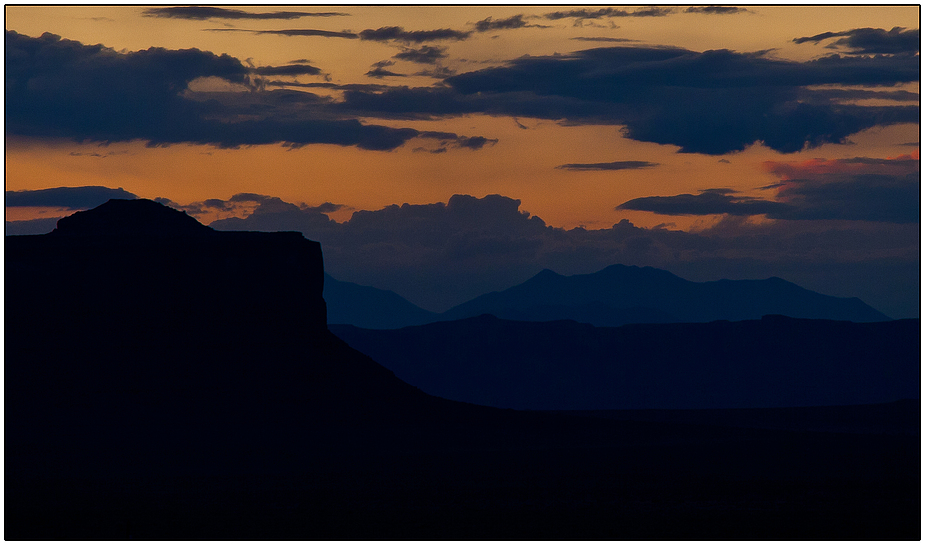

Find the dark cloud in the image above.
[
  {"left": 685, "top": 6, "right": 748, "bottom": 15},
  {"left": 143, "top": 6, "right": 349, "bottom": 20},
  {"left": 358, "top": 26, "right": 472, "bottom": 43},
  {"left": 367, "top": 67, "right": 407, "bottom": 78},
  {"left": 618, "top": 189, "right": 787, "bottom": 217},
  {"left": 207, "top": 25, "right": 473, "bottom": 42},
  {"left": 799, "top": 87, "right": 919, "bottom": 104},
  {"left": 339, "top": 46, "right": 918, "bottom": 153},
  {"left": 761, "top": 155, "right": 920, "bottom": 223},
  {"left": 393, "top": 45, "right": 447, "bottom": 64},
  {"left": 204, "top": 192, "right": 918, "bottom": 319},
  {"left": 265, "top": 81, "right": 387, "bottom": 92},
  {"left": 205, "top": 28, "right": 359, "bottom": 39},
  {"left": 428, "top": 46, "right": 917, "bottom": 154},
  {"left": 6, "top": 186, "right": 138, "bottom": 208},
  {"left": 418, "top": 131, "right": 498, "bottom": 150},
  {"left": 457, "top": 136, "right": 497, "bottom": 150},
  {"left": 794, "top": 27, "right": 920, "bottom": 55},
  {"left": 6, "top": 217, "right": 62, "bottom": 236},
  {"left": 570, "top": 37, "right": 639, "bottom": 43},
  {"left": 544, "top": 7, "right": 674, "bottom": 19},
  {"left": 6, "top": 31, "right": 493, "bottom": 152},
  {"left": 556, "top": 160, "right": 658, "bottom": 171},
  {"left": 474, "top": 15, "right": 534, "bottom": 32},
  {"left": 414, "top": 66, "right": 457, "bottom": 78},
  {"left": 366, "top": 60, "right": 406, "bottom": 78},
  {"left": 619, "top": 155, "right": 920, "bottom": 223},
  {"left": 251, "top": 63, "right": 322, "bottom": 76}
]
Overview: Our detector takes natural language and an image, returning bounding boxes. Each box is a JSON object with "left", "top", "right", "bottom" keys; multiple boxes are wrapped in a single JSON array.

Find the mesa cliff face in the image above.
[
  {"left": 8, "top": 199, "right": 327, "bottom": 332},
  {"left": 5, "top": 199, "right": 431, "bottom": 481}
]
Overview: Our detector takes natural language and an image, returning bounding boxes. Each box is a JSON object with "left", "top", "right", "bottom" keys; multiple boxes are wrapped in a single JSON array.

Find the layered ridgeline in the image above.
[
  {"left": 323, "top": 264, "right": 888, "bottom": 329},
  {"left": 331, "top": 314, "right": 919, "bottom": 411},
  {"left": 440, "top": 265, "right": 889, "bottom": 325},
  {"left": 6, "top": 199, "right": 919, "bottom": 540}
]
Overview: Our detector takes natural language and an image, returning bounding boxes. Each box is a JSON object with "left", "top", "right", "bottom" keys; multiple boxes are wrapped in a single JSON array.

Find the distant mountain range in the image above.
[
  {"left": 326, "top": 264, "right": 889, "bottom": 328},
  {"left": 330, "top": 314, "right": 919, "bottom": 411}
]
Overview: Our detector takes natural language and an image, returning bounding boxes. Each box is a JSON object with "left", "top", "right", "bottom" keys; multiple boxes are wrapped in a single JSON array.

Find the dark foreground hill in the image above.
[
  {"left": 441, "top": 264, "right": 890, "bottom": 325},
  {"left": 5, "top": 199, "right": 920, "bottom": 539},
  {"left": 330, "top": 314, "right": 919, "bottom": 410}
]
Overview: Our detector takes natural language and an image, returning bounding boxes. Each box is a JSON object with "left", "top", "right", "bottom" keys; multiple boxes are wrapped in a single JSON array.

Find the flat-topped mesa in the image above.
[
  {"left": 8, "top": 198, "right": 327, "bottom": 334},
  {"left": 52, "top": 198, "right": 214, "bottom": 237}
]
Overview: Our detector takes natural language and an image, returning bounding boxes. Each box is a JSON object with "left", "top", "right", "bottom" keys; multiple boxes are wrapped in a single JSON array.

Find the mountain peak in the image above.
[
  {"left": 52, "top": 198, "right": 212, "bottom": 237},
  {"left": 532, "top": 268, "right": 562, "bottom": 280}
]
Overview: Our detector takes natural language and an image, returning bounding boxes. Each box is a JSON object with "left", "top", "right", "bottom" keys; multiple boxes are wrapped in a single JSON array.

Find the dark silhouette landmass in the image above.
[
  {"left": 556, "top": 399, "right": 920, "bottom": 436},
  {"left": 330, "top": 314, "right": 919, "bottom": 410},
  {"left": 5, "top": 199, "right": 919, "bottom": 539},
  {"left": 441, "top": 265, "right": 890, "bottom": 325}
]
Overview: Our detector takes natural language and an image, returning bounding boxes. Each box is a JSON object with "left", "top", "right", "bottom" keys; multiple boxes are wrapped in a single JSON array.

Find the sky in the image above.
[{"left": 4, "top": 5, "right": 921, "bottom": 318}]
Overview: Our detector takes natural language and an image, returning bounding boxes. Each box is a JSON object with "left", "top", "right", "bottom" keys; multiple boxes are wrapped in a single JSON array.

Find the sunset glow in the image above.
[{"left": 5, "top": 5, "right": 920, "bottom": 317}]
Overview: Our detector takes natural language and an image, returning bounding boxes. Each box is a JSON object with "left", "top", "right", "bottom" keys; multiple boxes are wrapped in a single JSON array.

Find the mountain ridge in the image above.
[{"left": 440, "top": 263, "right": 889, "bottom": 324}]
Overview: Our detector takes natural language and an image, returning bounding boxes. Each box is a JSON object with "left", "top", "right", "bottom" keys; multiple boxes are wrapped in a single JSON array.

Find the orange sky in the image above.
[{"left": 5, "top": 5, "right": 920, "bottom": 229}]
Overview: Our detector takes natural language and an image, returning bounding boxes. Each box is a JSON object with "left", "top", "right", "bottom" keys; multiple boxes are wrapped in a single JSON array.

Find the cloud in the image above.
[
  {"left": 418, "top": 131, "right": 498, "bottom": 150},
  {"left": 416, "top": 45, "right": 917, "bottom": 154},
  {"left": 6, "top": 186, "right": 138, "bottom": 208},
  {"left": 618, "top": 155, "right": 920, "bottom": 223},
  {"left": 556, "top": 161, "right": 658, "bottom": 171},
  {"left": 366, "top": 60, "right": 406, "bottom": 78},
  {"left": 203, "top": 192, "right": 918, "bottom": 318},
  {"left": 358, "top": 26, "right": 472, "bottom": 43},
  {"left": 544, "top": 7, "right": 674, "bottom": 19},
  {"left": 251, "top": 63, "right": 322, "bottom": 76},
  {"left": 570, "top": 37, "right": 639, "bottom": 43},
  {"left": 340, "top": 47, "right": 920, "bottom": 155},
  {"left": 794, "top": 27, "right": 920, "bottom": 55},
  {"left": 341, "top": 48, "right": 919, "bottom": 156},
  {"left": 142, "top": 6, "right": 349, "bottom": 20},
  {"left": 6, "top": 31, "right": 494, "bottom": 152},
  {"left": 761, "top": 155, "right": 920, "bottom": 223},
  {"left": 205, "top": 28, "right": 359, "bottom": 39},
  {"left": 685, "top": 6, "right": 748, "bottom": 15},
  {"left": 474, "top": 15, "right": 536, "bottom": 32},
  {"left": 799, "top": 87, "right": 919, "bottom": 104},
  {"left": 393, "top": 45, "right": 448, "bottom": 64},
  {"left": 618, "top": 189, "right": 788, "bottom": 216},
  {"left": 207, "top": 25, "right": 473, "bottom": 43},
  {"left": 6, "top": 217, "right": 62, "bottom": 236},
  {"left": 367, "top": 67, "right": 407, "bottom": 78}
]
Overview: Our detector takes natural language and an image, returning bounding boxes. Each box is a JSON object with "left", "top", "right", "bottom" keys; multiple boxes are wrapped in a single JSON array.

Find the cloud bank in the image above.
[
  {"left": 556, "top": 161, "right": 658, "bottom": 171},
  {"left": 6, "top": 186, "right": 138, "bottom": 208},
  {"left": 794, "top": 27, "right": 919, "bottom": 55},
  {"left": 5, "top": 31, "right": 492, "bottom": 151},
  {"left": 341, "top": 43, "right": 918, "bottom": 155},
  {"left": 142, "top": 6, "right": 349, "bottom": 20},
  {"left": 618, "top": 154, "right": 919, "bottom": 223},
  {"left": 199, "top": 192, "right": 918, "bottom": 319}
]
